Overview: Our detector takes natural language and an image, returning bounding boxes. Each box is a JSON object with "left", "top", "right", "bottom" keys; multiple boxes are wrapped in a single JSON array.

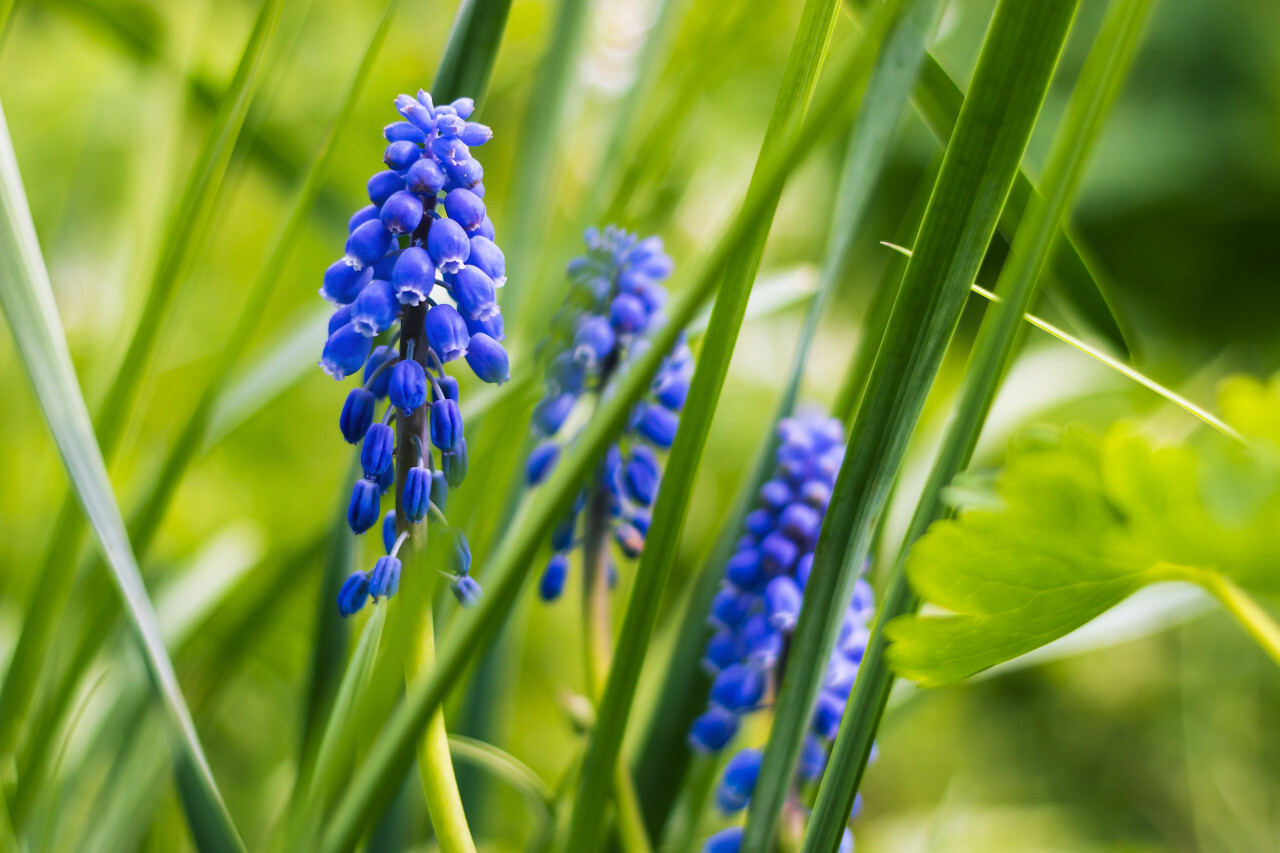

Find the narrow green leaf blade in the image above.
[
  {"left": 432, "top": 0, "right": 514, "bottom": 103},
  {"left": 0, "top": 100, "right": 244, "bottom": 853},
  {"left": 742, "top": 2, "right": 1081, "bottom": 849}
]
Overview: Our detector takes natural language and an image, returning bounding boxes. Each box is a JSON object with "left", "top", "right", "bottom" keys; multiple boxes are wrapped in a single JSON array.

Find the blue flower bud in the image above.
[
  {"left": 451, "top": 264, "right": 498, "bottom": 320},
  {"left": 391, "top": 246, "right": 436, "bottom": 306},
  {"left": 363, "top": 346, "right": 397, "bottom": 398},
  {"left": 446, "top": 527, "right": 471, "bottom": 576},
  {"left": 384, "top": 140, "right": 421, "bottom": 172},
  {"left": 613, "top": 521, "right": 644, "bottom": 558},
  {"left": 825, "top": 655, "right": 858, "bottom": 698},
  {"left": 759, "top": 531, "right": 798, "bottom": 575},
  {"left": 459, "top": 121, "right": 491, "bottom": 146},
  {"left": 406, "top": 157, "right": 447, "bottom": 195},
  {"left": 348, "top": 478, "right": 381, "bottom": 533},
  {"left": 328, "top": 305, "right": 353, "bottom": 336},
  {"left": 710, "top": 663, "right": 764, "bottom": 712},
  {"left": 372, "top": 251, "right": 398, "bottom": 280},
  {"left": 797, "top": 733, "right": 828, "bottom": 782},
  {"left": 430, "top": 469, "right": 449, "bottom": 510},
  {"left": 376, "top": 461, "right": 395, "bottom": 495},
  {"left": 710, "top": 585, "right": 755, "bottom": 628},
  {"left": 435, "top": 113, "right": 465, "bottom": 137},
  {"left": 740, "top": 613, "right": 782, "bottom": 668},
  {"left": 369, "top": 555, "right": 402, "bottom": 599},
  {"left": 539, "top": 554, "right": 569, "bottom": 601},
  {"left": 702, "top": 827, "right": 742, "bottom": 853},
  {"left": 389, "top": 359, "right": 428, "bottom": 414},
  {"left": 446, "top": 157, "right": 483, "bottom": 189},
  {"left": 427, "top": 216, "right": 470, "bottom": 273},
  {"left": 424, "top": 303, "right": 469, "bottom": 362},
  {"left": 340, "top": 388, "right": 376, "bottom": 443},
  {"left": 430, "top": 398, "right": 464, "bottom": 451},
  {"left": 764, "top": 575, "right": 803, "bottom": 631},
  {"left": 800, "top": 478, "right": 832, "bottom": 508},
  {"left": 337, "top": 571, "right": 370, "bottom": 617},
  {"left": 380, "top": 190, "right": 425, "bottom": 236},
  {"left": 551, "top": 513, "right": 576, "bottom": 551},
  {"left": 384, "top": 121, "right": 426, "bottom": 144},
  {"left": 465, "top": 333, "right": 509, "bottom": 384},
  {"left": 636, "top": 282, "right": 668, "bottom": 314},
  {"left": 778, "top": 502, "right": 822, "bottom": 546},
  {"left": 395, "top": 94, "right": 435, "bottom": 133},
  {"left": 533, "top": 393, "right": 576, "bottom": 435},
  {"left": 702, "top": 629, "right": 739, "bottom": 675},
  {"left": 633, "top": 402, "right": 679, "bottom": 447},
  {"left": 468, "top": 214, "right": 495, "bottom": 240},
  {"left": 623, "top": 445, "right": 659, "bottom": 505},
  {"left": 414, "top": 89, "right": 435, "bottom": 111},
  {"left": 382, "top": 510, "right": 397, "bottom": 553},
  {"left": 367, "top": 169, "right": 406, "bottom": 206},
  {"left": 467, "top": 236, "right": 506, "bottom": 287},
  {"left": 688, "top": 707, "right": 739, "bottom": 753},
  {"left": 724, "top": 549, "right": 764, "bottom": 591},
  {"left": 431, "top": 136, "right": 469, "bottom": 165},
  {"left": 402, "top": 465, "right": 431, "bottom": 522},
  {"left": 609, "top": 293, "right": 648, "bottom": 333},
  {"left": 443, "top": 438, "right": 468, "bottom": 487},
  {"left": 795, "top": 552, "right": 813, "bottom": 588},
  {"left": 437, "top": 374, "right": 459, "bottom": 402},
  {"left": 449, "top": 97, "right": 474, "bottom": 119},
  {"left": 548, "top": 352, "right": 587, "bottom": 395},
  {"left": 321, "top": 259, "right": 373, "bottom": 305},
  {"left": 470, "top": 182, "right": 486, "bottom": 198},
  {"left": 812, "top": 689, "right": 845, "bottom": 740},
  {"left": 716, "top": 748, "right": 762, "bottom": 813},
  {"left": 451, "top": 574, "right": 482, "bottom": 607},
  {"left": 743, "top": 509, "right": 774, "bottom": 539},
  {"left": 443, "top": 188, "right": 485, "bottom": 231},
  {"left": 351, "top": 279, "right": 399, "bottom": 336},
  {"left": 759, "top": 479, "right": 792, "bottom": 512},
  {"left": 349, "top": 204, "right": 380, "bottom": 233},
  {"left": 321, "top": 323, "right": 373, "bottom": 380},
  {"left": 360, "top": 422, "right": 395, "bottom": 477},
  {"left": 465, "top": 310, "right": 504, "bottom": 341},
  {"left": 573, "top": 316, "right": 616, "bottom": 367},
  {"left": 345, "top": 221, "right": 394, "bottom": 270},
  {"left": 526, "top": 442, "right": 560, "bottom": 485}
]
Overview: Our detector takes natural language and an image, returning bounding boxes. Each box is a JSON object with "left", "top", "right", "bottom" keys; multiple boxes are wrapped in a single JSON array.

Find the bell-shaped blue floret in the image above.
[
  {"left": 759, "top": 531, "right": 798, "bottom": 575},
  {"left": 368, "top": 170, "right": 406, "bottom": 207},
  {"left": 710, "top": 584, "right": 756, "bottom": 628},
  {"left": 451, "top": 264, "right": 498, "bottom": 320},
  {"left": 811, "top": 688, "right": 845, "bottom": 740},
  {"left": 759, "top": 479, "right": 792, "bottom": 512},
  {"left": 368, "top": 555, "right": 402, "bottom": 599},
  {"left": 539, "top": 554, "right": 569, "bottom": 601},
  {"left": 382, "top": 510, "right": 397, "bottom": 554},
  {"left": 430, "top": 398, "right": 464, "bottom": 451},
  {"left": 349, "top": 204, "right": 380, "bottom": 233},
  {"left": 740, "top": 613, "right": 782, "bottom": 669},
  {"left": 795, "top": 552, "right": 814, "bottom": 588},
  {"left": 345, "top": 220, "right": 394, "bottom": 270},
  {"left": 633, "top": 402, "right": 679, "bottom": 448},
  {"left": 465, "top": 311, "right": 504, "bottom": 340},
  {"left": 389, "top": 359, "right": 428, "bottom": 414},
  {"left": 609, "top": 293, "right": 648, "bottom": 333},
  {"left": 328, "top": 305, "right": 353, "bottom": 335},
  {"left": 534, "top": 393, "right": 576, "bottom": 436},
  {"left": 363, "top": 346, "right": 397, "bottom": 398},
  {"left": 702, "top": 629, "right": 739, "bottom": 675},
  {"left": 724, "top": 549, "right": 763, "bottom": 591},
  {"left": 573, "top": 315, "right": 616, "bottom": 367},
  {"left": 451, "top": 575, "right": 482, "bottom": 607},
  {"left": 402, "top": 466, "right": 431, "bottom": 522},
  {"left": 446, "top": 157, "right": 482, "bottom": 189},
  {"left": 702, "top": 827, "right": 742, "bottom": 853},
  {"left": 465, "top": 333, "right": 509, "bottom": 384},
  {"left": 321, "top": 259, "right": 373, "bottom": 305},
  {"left": 384, "top": 121, "right": 426, "bottom": 144},
  {"left": 743, "top": 509, "right": 773, "bottom": 539},
  {"left": 800, "top": 478, "right": 832, "bottom": 509},
  {"left": 688, "top": 707, "right": 739, "bottom": 753},
  {"left": 425, "top": 303, "right": 469, "bottom": 362},
  {"left": 443, "top": 188, "right": 485, "bottom": 231},
  {"left": 623, "top": 445, "right": 659, "bottom": 505},
  {"left": 443, "top": 438, "right": 468, "bottom": 487},
  {"left": 348, "top": 478, "right": 381, "bottom": 533},
  {"left": 715, "top": 748, "right": 762, "bottom": 813},
  {"left": 380, "top": 190, "right": 424, "bottom": 236},
  {"left": 383, "top": 140, "right": 420, "bottom": 172},
  {"left": 653, "top": 370, "right": 690, "bottom": 413},
  {"left": 446, "top": 527, "right": 471, "bottom": 576},
  {"left": 764, "top": 575, "right": 803, "bottom": 631},
  {"left": 430, "top": 470, "right": 449, "bottom": 511},
  {"left": 392, "top": 246, "right": 436, "bottom": 306},
  {"left": 427, "top": 216, "right": 470, "bottom": 273},
  {"left": 337, "top": 571, "right": 370, "bottom": 617},
  {"left": 466, "top": 235, "right": 505, "bottom": 287},
  {"left": 779, "top": 502, "right": 822, "bottom": 547},
  {"left": 376, "top": 461, "right": 395, "bottom": 495},
  {"left": 709, "top": 663, "right": 764, "bottom": 712},
  {"left": 360, "top": 422, "right": 395, "bottom": 477},
  {"left": 406, "top": 157, "right": 446, "bottom": 195},
  {"left": 459, "top": 122, "right": 491, "bottom": 146},
  {"left": 339, "top": 388, "right": 376, "bottom": 444},
  {"left": 321, "top": 323, "right": 373, "bottom": 380},
  {"left": 351, "top": 279, "right": 399, "bottom": 336},
  {"left": 526, "top": 442, "right": 560, "bottom": 486}
]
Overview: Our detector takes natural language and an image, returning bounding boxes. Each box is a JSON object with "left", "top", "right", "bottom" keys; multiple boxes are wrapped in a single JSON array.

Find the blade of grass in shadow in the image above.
[
  {"left": 741, "top": 2, "right": 1081, "bottom": 849},
  {"left": 316, "top": 24, "right": 901, "bottom": 850},
  {"left": 803, "top": 2, "right": 1152, "bottom": 846},
  {"left": 0, "top": 99, "right": 245, "bottom": 852},
  {"left": 0, "top": 0, "right": 283, "bottom": 767},
  {"left": 432, "top": 0, "right": 513, "bottom": 101},
  {"left": 631, "top": 0, "right": 941, "bottom": 839},
  {"left": 562, "top": 0, "right": 850, "bottom": 841}
]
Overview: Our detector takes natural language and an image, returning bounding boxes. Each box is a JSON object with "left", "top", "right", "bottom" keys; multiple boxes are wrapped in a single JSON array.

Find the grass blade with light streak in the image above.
[
  {"left": 447, "top": 735, "right": 556, "bottom": 852},
  {"left": 315, "top": 28, "right": 897, "bottom": 850},
  {"left": 803, "top": 1, "right": 1154, "bottom": 847},
  {"left": 432, "top": 0, "right": 514, "bottom": 102},
  {"left": 0, "top": 99, "right": 244, "bottom": 853},
  {"left": 562, "top": 0, "right": 846, "bottom": 843},
  {"left": 630, "top": 0, "right": 939, "bottom": 837},
  {"left": 0, "top": 0, "right": 283, "bottom": 766},
  {"left": 742, "top": 2, "right": 1080, "bottom": 849}
]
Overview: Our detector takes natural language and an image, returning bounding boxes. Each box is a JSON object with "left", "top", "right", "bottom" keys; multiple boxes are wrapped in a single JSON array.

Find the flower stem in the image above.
[{"left": 1200, "top": 574, "right": 1280, "bottom": 669}]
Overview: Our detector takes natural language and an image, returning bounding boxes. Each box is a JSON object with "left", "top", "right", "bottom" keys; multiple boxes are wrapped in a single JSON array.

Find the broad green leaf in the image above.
[
  {"left": 805, "top": 2, "right": 1152, "bottom": 844},
  {"left": 887, "top": 393, "right": 1280, "bottom": 683},
  {"left": 0, "top": 100, "right": 244, "bottom": 851},
  {"left": 0, "top": 0, "right": 283, "bottom": 772},
  {"left": 744, "top": 1, "right": 1080, "bottom": 849}
]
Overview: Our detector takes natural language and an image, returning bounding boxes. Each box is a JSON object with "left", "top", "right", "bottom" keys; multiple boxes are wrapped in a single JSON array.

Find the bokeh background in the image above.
[{"left": 1, "top": 0, "right": 1278, "bottom": 849}]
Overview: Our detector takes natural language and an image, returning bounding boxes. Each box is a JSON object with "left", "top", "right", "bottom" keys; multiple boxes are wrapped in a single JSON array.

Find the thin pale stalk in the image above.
[{"left": 1198, "top": 575, "right": 1280, "bottom": 669}]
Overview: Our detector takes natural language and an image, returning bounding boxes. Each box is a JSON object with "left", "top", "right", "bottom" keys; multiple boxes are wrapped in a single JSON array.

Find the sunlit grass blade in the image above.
[
  {"left": 742, "top": 2, "right": 1081, "bottom": 849},
  {"left": 432, "top": 0, "right": 514, "bottom": 101},
  {"left": 801, "top": 1, "right": 1153, "bottom": 847},
  {"left": 562, "top": 0, "right": 847, "bottom": 842},
  {"left": 0, "top": 100, "right": 244, "bottom": 852},
  {"left": 0, "top": 0, "right": 283, "bottom": 768},
  {"left": 316, "top": 24, "right": 898, "bottom": 849},
  {"left": 630, "top": 0, "right": 939, "bottom": 838}
]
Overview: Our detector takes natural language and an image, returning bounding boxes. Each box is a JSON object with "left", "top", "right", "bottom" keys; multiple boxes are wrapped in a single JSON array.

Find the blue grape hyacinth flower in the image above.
[
  {"left": 690, "top": 413, "right": 876, "bottom": 852},
  {"left": 524, "top": 227, "right": 691, "bottom": 605},
  {"left": 319, "top": 89, "right": 508, "bottom": 618}
]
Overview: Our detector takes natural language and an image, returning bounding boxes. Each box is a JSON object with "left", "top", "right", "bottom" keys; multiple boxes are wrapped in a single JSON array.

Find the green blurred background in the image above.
[{"left": 1, "top": 0, "right": 1278, "bottom": 849}]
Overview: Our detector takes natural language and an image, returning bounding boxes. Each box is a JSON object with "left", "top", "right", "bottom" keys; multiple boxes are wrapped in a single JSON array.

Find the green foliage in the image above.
[{"left": 889, "top": 374, "right": 1280, "bottom": 685}]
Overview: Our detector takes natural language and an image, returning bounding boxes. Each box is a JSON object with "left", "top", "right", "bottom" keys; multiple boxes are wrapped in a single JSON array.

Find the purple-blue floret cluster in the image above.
[
  {"left": 320, "top": 89, "right": 510, "bottom": 618},
  {"left": 690, "top": 413, "right": 873, "bottom": 852},
  {"left": 524, "top": 226, "right": 690, "bottom": 601}
]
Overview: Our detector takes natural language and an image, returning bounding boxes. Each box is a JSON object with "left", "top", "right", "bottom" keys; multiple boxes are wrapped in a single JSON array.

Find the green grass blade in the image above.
[
  {"left": 432, "top": 0, "right": 514, "bottom": 102},
  {"left": 446, "top": 735, "right": 557, "bottom": 852},
  {"left": 629, "top": 0, "right": 939, "bottom": 837},
  {"left": 562, "top": 0, "right": 846, "bottom": 843},
  {"left": 0, "top": 0, "right": 283, "bottom": 767},
  {"left": 0, "top": 99, "right": 244, "bottom": 853},
  {"left": 316, "top": 27, "right": 893, "bottom": 849},
  {"left": 805, "top": 0, "right": 1153, "bottom": 845},
  {"left": 741, "top": 2, "right": 1081, "bottom": 849}
]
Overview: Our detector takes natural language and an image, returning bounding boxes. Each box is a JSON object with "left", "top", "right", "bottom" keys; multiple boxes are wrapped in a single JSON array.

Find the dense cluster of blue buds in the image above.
[
  {"left": 522, "top": 227, "right": 690, "bottom": 601},
  {"left": 688, "top": 414, "right": 873, "bottom": 852},
  {"left": 320, "top": 89, "right": 511, "bottom": 617}
]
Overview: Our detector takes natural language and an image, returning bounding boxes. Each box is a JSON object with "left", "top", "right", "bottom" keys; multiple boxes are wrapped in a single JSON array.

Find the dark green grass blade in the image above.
[
  {"left": 740, "top": 2, "right": 1081, "bottom": 849},
  {"left": 802, "top": 3, "right": 1152, "bottom": 846},
  {"left": 629, "top": 0, "right": 941, "bottom": 838},
  {"left": 561, "top": 0, "right": 848, "bottom": 843},
  {"left": 846, "top": 0, "right": 1133, "bottom": 357},
  {"left": 0, "top": 101, "right": 245, "bottom": 853},
  {"left": 315, "top": 28, "right": 897, "bottom": 850},
  {"left": 0, "top": 0, "right": 283, "bottom": 766},
  {"left": 432, "top": 0, "right": 514, "bottom": 102}
]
